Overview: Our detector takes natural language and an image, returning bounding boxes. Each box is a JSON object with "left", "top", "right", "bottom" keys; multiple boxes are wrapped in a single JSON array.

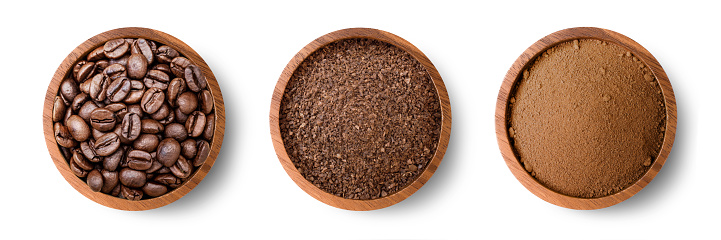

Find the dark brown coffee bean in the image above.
[
  {"left": 127, "top": 150, "right": 153, "bottom": 171},
  {"left": 166, "top": 78, "right": 186, "bottom": 107},
  {"left": 177, "top": 91, "right": 197, "bottom": 115},
  {"left": 104, "top": 39, "right": 130, "bottom": 59},
  {"left": 141, "top": 119, "right": 164, "bottom": 134},
  {"left": 121, "top": 185, "right": 143, "bottom": 200},
  {"left": 120, "top": 112, "right": 141, "bottom": 141},
  {"left": 156, "top": 45, "right": 179, "bottom": 64},
  {"left": 66, "top": 115, "right": 90, "bottom": 142},
  {"left": 180, "top": 139, "right": 197, "bottom": 159},
  {"left": 119, "top": 168, "right": 146, "bottom": 188},
  {"left": 133, "top": 134, "right": 159, "bottom": 152},
  {"left": 194, "top": 140, "right": 210, "bottom": 167},
  {"left": 186, "top": 111, "right": 206, "bottom": 138},
  {"left": 73, "top": 60, "right": 87, "bottom": 81},
  {"left": 204, "top": 113, "right": 215, "bottom": 141},
  {"left": 142, "top": 182, "right": 168, "bottom": 197},
  {"left": 113, "top": 124, "right": 133, "bottom": 145},
  {"left": 110, "top": 54, "right": 129, "bottom": 67},
  {"left": 170, "top": 156, "right": 192, "bottom": 179},
  {"left": 143, "top": 70, "right": 170, "bottom": 90},
  {"left": 151, "top": 103, "right": 170, "bottom": 120},
  {"left": 124, "top": 80, "right": 145, "bottom": 104},
  {"left": 105, "top": 103, "right": 127, "bottom": 114},
  {"left": 76, "top": 61, "right": 96, "bottom": 83},
  {"left": 152, "top": 64, "right": 173, "bottom": 76},
  {"left": 95, "top": 132, "right": 121, "bottom": 156},
  {"left": 87, "top": 46, "right": 106, "bottom": 61},
  {"left": 127, "top": 53, "right": 148, "bottom": 79},
  {"left": 70, "top": 158, "right": 89, "bottom": 178},
  {"left": 174, "top": 106, "right": 188, "bottom": 123},
  {"left": 146, "top": 159, "right": 163, "bottom": 173},
  {"left": 96, "top": 60, "right": 110, "bottom": 71},
  {"left": 184, "top": 65, "right": 207, "bottom": 92},
  {"left": 198, "top": 90, "right": 213, "bottom": 114},
  {"left": 78, "top": 78, "right": 91, "bottom": 94},
  {"left": 154, "top": 174, "right": 181, "bottom": 188},
  {"left": 71, "top": 92, "right": 89, "bottom": 112},
  {"left": 100, "top": 170, "right": 119, "bottom": 193},
  {"left": 54, "top": 122, "right": 77, "bottom": 148},
  {"left": 141, "top": 87, "right": 165, "bottom": 114},
  {"left": 80, "top": 140, "right": 102, "bottom": 163},
  {"left": 159, "top": 109, "right": 175, "bottom": 125},
  {"left": 164, "top": 123, "right": 187, "bottom": 141},
  {"left": 52, "top": 96, "right": 66, "bottom": 122},
  {"left": 103, "top": 147, "right": 124, "bottom": 171},
  {"left": 157, "top": 138, "right": 181, "bottom": 167},
  {"left": 170, "top": 57, "right": 191, "bottom": 77},
  {"left": 89, "top": 74, "right": 109, "bottom": 102},
  {"left": 156, "top": 167, "right": 171, "bottom": 174},
  {"left": 60, "top": 78, "right": 80, "bottom": 105},
  {"left": 90, "top": 108, "right": 116, "bottom": 131},
  {"left": 106, "top": 77, "right": 131, "bottom": 102},
  {"left": 127, "top": 104, "right": 143, "bottom": 117},
  {"left": 78, "top": 101, "right": 99, "bottom": 121},
  {"left": 87, "top": 169, "right": 103, "bottom": 192},
  {"left": 72, "top": 149, "right": 94, "bottom": 171},
  {"left": 103, "top": 63, "right": 127, "bottom": 81},
  {"left": 60, "top": 146, "right": 73, "bottom": 161},
  {"left": 131, "top": 38, "right": 155, "bottom": 64}
]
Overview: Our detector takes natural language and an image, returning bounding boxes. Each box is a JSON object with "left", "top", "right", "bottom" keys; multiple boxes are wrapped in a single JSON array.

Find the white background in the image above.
[{"left": 1, "top": 0, "right": 718, "bottom": 239}]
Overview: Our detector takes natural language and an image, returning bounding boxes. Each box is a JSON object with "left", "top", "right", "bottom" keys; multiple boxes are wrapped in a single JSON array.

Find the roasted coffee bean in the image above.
[
  {"left": 66, "top": 115, "right": 90, "bottom": 142},
  {"left": 120, "top": 168, "right": 146, "bottom": 188},
  {"left": 180, "top": 139, "right": 197, "bottom": 159},
  {"left": 89, "top": 74, "right": 109, "bottom": 102},
  {"left": 110, "top": 184, "right": 121, "bottom": 197},
  {"left": 76, "top": 61, "right": 96, "bottom": 82},
  {"left": 105, "top": 103, "right": 127, "bottom": 114},
  {"left": 170, "top": 57, "right": 191, "bottom": 77},
  {"left": 124, "top": 80, "right": 145, "bottom": 104},
  {"left": 133, "top": 134, "right": 159, "bottom": 152},
  {"left": 170, "top": 156, "right": 192, "bottom": 179},
  {"left": 73, "top": 61, "right": 87, "bottom": 81},
  {"left": 142, "top": 182, "right": 168, "bottom": 197},
  {"left": 80, "top": 140, "right": 102, "bottom": 163},
  {"left": 157, "top": 138, "right": 181, "bottom": 167},
  {"left": 103, "top": 63, "right": 127, "bottom": 81},
  {"left": 127, "top": 104, "right": 143, "bottom": 117},
  {"left": 96, "top": 60, "right": 110, "bottom": 71},
  {"left": 198, "top": 90, "right": 213, "bottom": 114},
  {"left": 71, "top": 92, "right": 89, "bottom": 112},
  {"left": 159, "top": 109, "right": 175, "bottom": 125},
  {"left": 127, "top": 150, "right": 153, "bottom": 171},
  {"left": 101, "top": 169, "right": 119, "bottom": 193},
  {"left": 92, "top": 128, "right": 105, "bottom": 140},
  {"left": 95, "top": 132, "right": 121, "bottom": 156},
  {"left": 121, "top": 185, "right": 143, "bottom": 201},
  {"left": 154, "top": 174, "right": 181, "bottom": 188},
  {"left": 63, "top": 107, "right": 73, "bottom": 124},
  {"left": 146, "top": 159, "right": 163, "bottom": 174},
  {"left": 72, "top": 149, "right": 94, "bottom": 171},
  {"left": 60, "top": 146, "right": 73, "bottom": 161},
  {"left": 110, "top": 54, "right": 129, "bottom": 67},
  {"left": 104, "top": 39, "right": 129, "bottom": 59},
  {"left": 87, "top": 169, "right": 103, "bottom": 192},
  {"left": 90, "top": 108, "right": 116, "bottom": 131},
  {"left": 54, "top": 122, "right": 77, "bottom": 148},
  {"left": 120, "top": 112, "right": 141, "bottom": 141},
  {"left": 52, "top": 96, "right": 66, "bottom": 122},
  {"left": 143, "top": 70, "right": 170, "bottom": 90},
  {"left": 113, "top": 124, "right": 133, "bottom": 145},
  {"left": 166, "top": 78, "right": 185, "bottom": 107},
  {"left": 127, "top": 53, "right": 148, "bottom": 79},
  {"left": 177, "top": 91, "right": 197, "bottom": 115},
  {"left": 106, "top": 77, "right": 131, "bottom": 102},
  {"left": 131, "top": 38, "right": 155, "bottom": 64},
  {"left": 164, "top": 123, "right": 187, "bottom": 141},
  {"left": 156, "top": 167, "right": 171, "bottom": 174},
  {"left": 184, "top": 65, "right": 207, "bottom": 92},
  {"left": 151, "top": 103, "right": 170, "bottom": 120},
  {"left": 60, "top": 78, "right": 80, "bottom": 104},
  {"left": 78, "top": 78, "right": 91, "bottom": 94},
  {"left": 186, "top": 111, "right": 206, "bottom": 138},
  {"left": 174, "top": 107, "right": 188, "bottom": 123},
  {"left": 87, "top": 46, "right": 106, "bottom": 61},
  {"left": 203, "top": 113, "right": 215, "bottom": 141},
  {"left": 141, "top": 119, "right": 164, "bottom": 134},
  {"left": 78, "top": 101, "right": 99, "bottom": 121},
  {"left": 141, "top": 87, "right": 165, "bottom": 114},
  {"left": 156, "top": 45, "right": 178, "bottom": 64},
  {"left": 194, "top": 140, "right": 210, "bottom": 167},
  {"left": 103, "top": 147, "right": 123, "bottom": 171},
  {"left": 70, "top": 158, "right": 89, "bottom": 178}
]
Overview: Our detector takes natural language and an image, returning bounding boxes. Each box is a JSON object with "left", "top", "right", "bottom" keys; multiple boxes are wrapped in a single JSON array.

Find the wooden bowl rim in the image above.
[
  {"left": 43, "top": 27, "right": 225, "bottom": 211},
  {"left": 270, "top": 28, "right": 452, "bottom": 211},
  {"left": 495, "top": 27, "right": 677, "bottom": 210}
]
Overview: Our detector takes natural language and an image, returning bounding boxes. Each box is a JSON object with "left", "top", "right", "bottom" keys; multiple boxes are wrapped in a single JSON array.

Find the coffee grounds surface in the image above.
[
  {"left": 509, "top": 39, "right": 665, "bottom": 198},
  {"left": 279, "top": 38, "right": 441, "bottom": 200}
]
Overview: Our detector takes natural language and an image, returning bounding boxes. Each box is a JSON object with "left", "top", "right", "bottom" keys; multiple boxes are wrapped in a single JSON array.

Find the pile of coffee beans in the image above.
[{"left": 53, "top": 38, "right": 215, "bottom": 200}]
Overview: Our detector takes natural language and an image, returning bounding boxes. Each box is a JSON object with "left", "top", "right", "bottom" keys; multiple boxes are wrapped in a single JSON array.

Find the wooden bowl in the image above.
[
  {"left": 495, "top": 27, "right": 677, "bottom": 210},
  {"left": 270, "top": 28, "right": 452, "bottom": 211},
  {"left": 43, "top": 27, "right": 225, "bottom": 211}
]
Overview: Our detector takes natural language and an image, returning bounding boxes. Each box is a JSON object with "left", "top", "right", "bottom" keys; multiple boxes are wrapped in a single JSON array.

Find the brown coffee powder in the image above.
[
  {"left": 279, "top": 38, "right": 441, "bottom": 200},
  {"left": 509, "top": 39, "right": 666, "bottom": 198}
]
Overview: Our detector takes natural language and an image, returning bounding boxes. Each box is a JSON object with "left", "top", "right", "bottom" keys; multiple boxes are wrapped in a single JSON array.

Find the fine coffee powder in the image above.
[
  {"left": 279, "top": 38, "right": 442, "bottom": 200},
  {"left": 508, "top": 39, "right": 666, "bottom": 198},
  {"left": 53, "top": 38, "right": 215, "bottom": 200}
]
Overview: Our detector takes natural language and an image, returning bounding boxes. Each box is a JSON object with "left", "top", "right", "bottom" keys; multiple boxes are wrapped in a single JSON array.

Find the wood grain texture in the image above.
[
  {"left": 270, "top": 28, "right": 451, "bottom": 211},
  {"left": 495, "top": 27, "right": 677, "bottom": 210},
  {"left": 43, "top": 27, "right": 225, "bottom": 211}
]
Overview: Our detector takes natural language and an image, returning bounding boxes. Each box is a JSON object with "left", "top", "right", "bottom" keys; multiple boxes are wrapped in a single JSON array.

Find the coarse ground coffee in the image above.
[
  {"left": 279, "top": 38, "right": 442, "bottom": 200},
  {"left": 508, "top": 39, "right": 666, "bottom": 198}
]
